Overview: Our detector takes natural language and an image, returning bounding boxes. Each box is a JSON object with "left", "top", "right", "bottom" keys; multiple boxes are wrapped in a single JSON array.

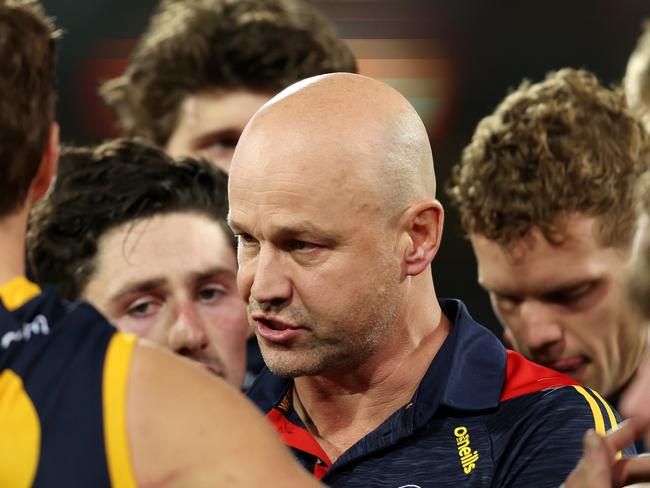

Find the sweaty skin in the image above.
[{"left": 228, "top": 73, "right": 450, "bottom": 462}]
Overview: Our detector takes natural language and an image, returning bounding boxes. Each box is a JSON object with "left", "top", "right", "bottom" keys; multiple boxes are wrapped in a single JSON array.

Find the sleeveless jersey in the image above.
[{"left": 0, "top": 276, "right": 138, "bottom": 487}]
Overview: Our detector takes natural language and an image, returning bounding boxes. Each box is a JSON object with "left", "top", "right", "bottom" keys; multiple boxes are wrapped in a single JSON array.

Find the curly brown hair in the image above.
[
  {"left": 629, "top": 172, "right": 650, "bottom": 317},
  {"left": 447, "top": 68, "right": 650, "bottom": 249},
  {"left": 27, "top": 138, "right": 233, "bottom": 300},
  {"left": 0, "top": 0, "right": 59, "bottom": 217},
  {"left": 100, "top": 0, "right": 357, "bottom": 147}
]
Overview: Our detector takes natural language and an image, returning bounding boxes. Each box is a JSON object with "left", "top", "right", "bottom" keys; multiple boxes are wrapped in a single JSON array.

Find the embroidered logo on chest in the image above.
[{"left": 454, "top": 426, "right": 479, "bottom": 474}]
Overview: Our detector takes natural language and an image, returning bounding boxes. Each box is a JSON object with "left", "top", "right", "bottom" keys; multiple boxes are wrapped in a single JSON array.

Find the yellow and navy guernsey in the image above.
[
  {"left": 0, "top": 277, "right": 138, "bottom": 488},
  {"left": 248, "top": 299, "right": 636, "bottom": 487}
]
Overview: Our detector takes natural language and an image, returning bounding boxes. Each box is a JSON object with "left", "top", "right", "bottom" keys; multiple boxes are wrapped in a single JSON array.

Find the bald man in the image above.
[{"left": 228, "top": 73, "right": 634, "bottom": 487}]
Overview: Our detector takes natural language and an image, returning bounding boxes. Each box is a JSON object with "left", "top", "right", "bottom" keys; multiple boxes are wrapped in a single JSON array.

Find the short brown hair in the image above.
[
  {"left": 628, "top": 172, "right": 650, "bottom": 317},
  {"left": 0, "top": 0, "right": 58, "bottom": 217},
  {"left": 100, "top": 0, "right": 357, "bottom": 147},
  {"left": 28, "top": 139, "right": 232, "bottom": 300},
  {"left": 447, "top": 68, "right": 650, "bottom": 249}
]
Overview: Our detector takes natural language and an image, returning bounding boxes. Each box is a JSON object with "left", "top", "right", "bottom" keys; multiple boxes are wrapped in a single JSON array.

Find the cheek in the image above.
[
  {"left": 201, "top": 298, "right": 250, "bottom": 342},
  {"left": 112, "top": 315, "right": 164, "bottom": 343}
]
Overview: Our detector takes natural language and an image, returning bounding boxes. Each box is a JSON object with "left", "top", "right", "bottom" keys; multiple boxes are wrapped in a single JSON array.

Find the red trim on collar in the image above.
[
  {"left": 500, "top": 350, "right": 579, "bottom": 402},
  {"left": 267, "top": 408, "right": 332, "bottom": 480}
]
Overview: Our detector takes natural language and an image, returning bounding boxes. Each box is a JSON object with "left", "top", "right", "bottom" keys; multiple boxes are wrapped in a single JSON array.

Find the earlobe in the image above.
[
  {"left": 403, "top": 200, "right": 444, "bottom": 277},
  {"left": 503, "top": 328, "right": 515, "bottom": 349},
  {"left": 30, "top": 122, "right": 59, "bottom": 203}
]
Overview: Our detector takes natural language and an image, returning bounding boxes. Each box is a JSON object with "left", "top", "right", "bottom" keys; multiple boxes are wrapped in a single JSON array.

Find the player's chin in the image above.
[{"left": 264, "top": 350, "right": 331, "bottom": 378}]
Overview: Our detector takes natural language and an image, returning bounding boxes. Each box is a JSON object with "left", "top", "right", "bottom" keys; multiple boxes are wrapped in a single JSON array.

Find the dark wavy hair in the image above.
[
  {"left": 27, "top": 138, "right": 233, "bottom": 300},
  {"left": 100, "top": 0, "right": 357, "bottom": 147}
]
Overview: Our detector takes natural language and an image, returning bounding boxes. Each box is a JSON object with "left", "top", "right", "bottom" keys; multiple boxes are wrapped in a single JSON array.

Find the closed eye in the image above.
[{"left": 545, "top": 282, "right": 596, "bottom": 306}]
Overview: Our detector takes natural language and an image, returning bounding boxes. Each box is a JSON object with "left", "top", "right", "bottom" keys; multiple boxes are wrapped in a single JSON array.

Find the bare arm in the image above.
[{"left": 128, "top": 342, "right": 321, "bottom": 487}]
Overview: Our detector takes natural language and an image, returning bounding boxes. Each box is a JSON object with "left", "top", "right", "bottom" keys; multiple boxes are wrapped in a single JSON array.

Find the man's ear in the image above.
[
  {"left": 503, "top": 328, "right": 515, "bottom": 349},
  {"left": 402, "top": 199, "right": 444, "bottom": 277},
  {"left": 30, "top": 122, "right": 59, "bottom": 203}
]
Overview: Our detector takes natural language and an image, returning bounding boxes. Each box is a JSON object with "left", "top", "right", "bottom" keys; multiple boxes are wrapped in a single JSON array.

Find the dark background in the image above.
[{"left": 40, "top": 0, "right": 650, "bottom": 337}]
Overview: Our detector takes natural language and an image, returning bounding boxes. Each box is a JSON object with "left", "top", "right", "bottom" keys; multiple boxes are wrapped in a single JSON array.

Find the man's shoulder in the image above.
[
  {"left": 0, "top": 285, "right": 136, "bottom": 487},
  {"left": 495, "top": 350, "right": 622, "bottom": 438},
  {"left": 500, "top": 349, "right": 579, "bottom": 401}
]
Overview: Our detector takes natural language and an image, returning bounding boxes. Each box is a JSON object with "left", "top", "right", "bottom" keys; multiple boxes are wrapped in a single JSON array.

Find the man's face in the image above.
[
  {"left": 165, "top": 89, "right": 271, "bottom": 172},
  {"left": 83, "top": 212, "right": 249, "bottom": 387},
  {"left": 228, "top": 131, "right": 403, "bottom": 379},
  {"left": 470, "top": 214, "right": 645, "bottom": 397}
]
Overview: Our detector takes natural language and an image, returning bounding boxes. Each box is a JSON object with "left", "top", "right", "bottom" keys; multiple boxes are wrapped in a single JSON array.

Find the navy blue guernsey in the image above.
[
  {"left": 248, "top": 299, "right": 635, "bottom": 487},
  {"left": 0, "top": 277, "right": 137, "bottom": 487}
]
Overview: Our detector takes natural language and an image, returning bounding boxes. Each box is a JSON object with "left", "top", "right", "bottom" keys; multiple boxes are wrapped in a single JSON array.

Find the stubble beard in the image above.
[{"left": 260, "top": 281, "right": 400, "bottom": 379}]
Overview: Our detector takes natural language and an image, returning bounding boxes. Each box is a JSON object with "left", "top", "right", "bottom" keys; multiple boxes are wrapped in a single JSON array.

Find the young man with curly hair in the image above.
[
  {"left": 100, "top": 0, "right": 357, "bottom": 171},
  {"left": 28, "top": 139, "right": 250, "bottom": 388},
  {"left": 447, "top": 68, "right": 650, "bottom": 403}
]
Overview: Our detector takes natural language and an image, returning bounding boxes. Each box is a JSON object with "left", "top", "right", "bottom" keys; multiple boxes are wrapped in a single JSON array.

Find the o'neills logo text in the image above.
[{"left": 454, "top": 426, "right": 479, "bottom": 474}]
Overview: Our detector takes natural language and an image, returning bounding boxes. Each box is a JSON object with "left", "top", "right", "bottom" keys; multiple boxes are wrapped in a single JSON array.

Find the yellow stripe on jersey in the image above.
[
  {"left": 0, "top": 370, "right": 40, "bottom": 488},
  {"left": 0, "top": 278, "right": 42, "bottom": 487},
  {"left": 590, "top": 388, "right": 622, "bottom": 460},
  {"left": 103, "top": 333, "right": 138, "bottom": 488},
  {"left": 589, "top": 388, "right": 619, "bottom": 431},
  {"left": 572, "top": 385, "right": 606, "bottom": 435},
  {"left": 572, "top": 385, "right": 623, "bottom": 459},
  {"left": 0, "top": 276, "right": 41, "bottom": 311}
]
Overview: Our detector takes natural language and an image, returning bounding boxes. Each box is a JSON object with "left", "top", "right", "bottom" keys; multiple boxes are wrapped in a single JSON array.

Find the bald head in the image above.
[
  {"left": 228, "top": 74, "right": 444, "bottom": 378},
  {"left": 230, "top": 73, "right": 436, "bottom": 216}
]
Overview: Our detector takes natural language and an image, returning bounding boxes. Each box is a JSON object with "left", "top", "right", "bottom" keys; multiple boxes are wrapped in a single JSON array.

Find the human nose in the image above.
[
  {"left": 517, "top": 300, "right": 564, "bottom": 355},
  {"left": 167, "top": 304, "right": 209, "bottom": 356},
  {"left": 243, "top": 244, "right": 292, "bottom": 307}
]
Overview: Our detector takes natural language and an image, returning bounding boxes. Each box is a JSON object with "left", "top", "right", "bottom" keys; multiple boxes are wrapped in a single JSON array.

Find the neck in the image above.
[
  {"left": 0, "top": 207, "right": 28, "bottom": 286},
  {"left": 293, "top": 276, "right": 450, "bottom": 461}
]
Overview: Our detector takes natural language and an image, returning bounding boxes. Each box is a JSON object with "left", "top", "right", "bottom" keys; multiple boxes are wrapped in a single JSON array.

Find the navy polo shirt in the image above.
[{"left": 248, "top": 299, "right": 635, "bottom": 487}]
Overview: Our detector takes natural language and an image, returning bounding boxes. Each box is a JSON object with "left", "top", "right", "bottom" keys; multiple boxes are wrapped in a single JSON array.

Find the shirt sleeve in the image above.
[{"left": 490, "top": 385, "right": 635, "bottom": 488}]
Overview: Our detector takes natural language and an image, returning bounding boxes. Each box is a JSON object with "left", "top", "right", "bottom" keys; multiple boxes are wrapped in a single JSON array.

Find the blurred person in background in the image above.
[
  {"left": 563, "top": 174, "right": 650, "bottom": 487},
  {"left": 100, "top": 0, "right": 357, "bottom": 384},
  {"left": 448, "top": 68, "right": 650, "bottom": 406},
  {"left": 28, "top": 139, "right": 250, "bottom": 388},
  {"left": 625, "top": 21, "right": 650, "bottom": 134},
  {"left": 0, "top": 1, "right": 323, "bottom": 486},
  {"left": 100, "top": 0, "right": 357, "bottom": 172}
]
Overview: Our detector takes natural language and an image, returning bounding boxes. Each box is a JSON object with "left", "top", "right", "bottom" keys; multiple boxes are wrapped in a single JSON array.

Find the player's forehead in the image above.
[{"left": 473, "top": 227, "right": 620, "bottom": 297}]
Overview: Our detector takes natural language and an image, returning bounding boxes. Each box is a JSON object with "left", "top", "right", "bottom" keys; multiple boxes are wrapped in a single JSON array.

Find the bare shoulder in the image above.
[{"left": 127, "top": 341, "right": 320, "bottom": 487}]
